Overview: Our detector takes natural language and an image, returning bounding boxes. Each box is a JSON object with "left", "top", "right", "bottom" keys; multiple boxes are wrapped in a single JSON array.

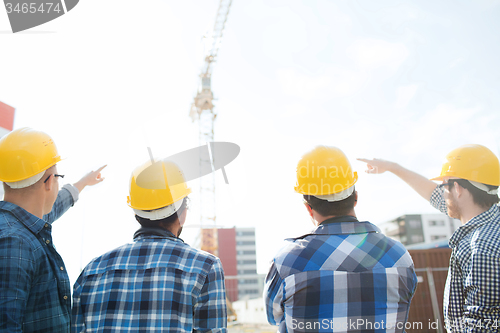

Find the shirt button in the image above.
[
  {"left": 63, "top": 296, "right": 68, "bottom": 300},
  {"left": 44, "top": 223, "right": 49, "bottom": 228},
  {"left": 45, "top": 240, "right": 50, "bottom": 244},
  {"left": 60, "top": 266, "right": 64, "bottom": 271}
]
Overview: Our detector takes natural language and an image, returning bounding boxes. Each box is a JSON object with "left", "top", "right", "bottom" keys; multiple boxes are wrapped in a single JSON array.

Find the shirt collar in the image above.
[
  {"left": 320, "top": 215, "right": 359, "bottom": 224},
  {"left": 289, "top": 216, "right": 380, "bottom": 240},
  {"left": 449, "top": 204, "right": 500, "bottom": 248},
  {"left": 133, "top": 226, "right": 184, "bottom": 243},
  {"left": 0, "top": 201, "right": 46, "bottom": 235}
]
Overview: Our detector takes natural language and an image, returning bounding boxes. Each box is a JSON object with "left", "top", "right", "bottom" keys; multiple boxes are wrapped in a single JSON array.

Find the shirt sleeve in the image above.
[
  {"left": 71, "top": 272, "right": 86, "bottom": 333},
  {"left": 263, "top": 260, "right": 285, "bottom": 326},
  {"left": 43, "top": 184, "right": 79, "bottom": 224},
  {"left": 193, "top": 258, "right": 227, "bottom": 333},
  {"left": 0, "top": 236, "right": 35, "bottom": 333},
  {"left": 462, "top": 252, "right": 500, "bottom": 333},
  {"left": 429, "top": 186, "right": 448, "bottom": 215}
]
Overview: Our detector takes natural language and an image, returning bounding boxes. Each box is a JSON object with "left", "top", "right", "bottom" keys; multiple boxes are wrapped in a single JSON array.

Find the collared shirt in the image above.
[
  {"left": 430, "top": 187, "right": 500, "bottom": 333},
  {"left": 0, "top": 184, "right": 79, "bottom": 333},
  {"left": 264, "top": 216, "right": 417, "bottom": 333},
  {"left": 72, "top": 226, "right": 227, "bottom": 333}
]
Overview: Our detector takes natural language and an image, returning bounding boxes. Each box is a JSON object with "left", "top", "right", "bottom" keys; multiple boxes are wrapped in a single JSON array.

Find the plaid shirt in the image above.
[
  {"left": 0, "top": 184, "right": 78, "bottom": 333},
  {"left": 430, "top": 187, "right": 500, "bottom": 333},
  {"left": 264, "top": 216, "right": 417, "bottom": 333},
  {"left": 72, "top": 227, "right": 227, "bottom": 333}
]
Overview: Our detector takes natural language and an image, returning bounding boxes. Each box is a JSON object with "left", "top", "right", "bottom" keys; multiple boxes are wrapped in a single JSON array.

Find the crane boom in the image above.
[
  {"left": 203, "top": 0, "right": 232, "bottom": 77},
  {"left": 189, "top": 0, "right": 233, "bottom": 256}
]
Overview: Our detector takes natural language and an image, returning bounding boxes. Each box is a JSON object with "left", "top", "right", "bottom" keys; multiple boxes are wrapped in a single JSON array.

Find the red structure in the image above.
[
  {"left": 0, "top": 101, "right": 15, "bottom": 133},
  {"left": 201, "top": 227, "right": 260, "bottom": 302},
  {"left": 217, "top": 228, "right": 239, "bottom": 302}
]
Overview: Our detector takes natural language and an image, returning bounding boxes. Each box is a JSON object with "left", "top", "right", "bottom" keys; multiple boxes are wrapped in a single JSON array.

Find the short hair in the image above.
[
  {"left": 303, "top": 187, "right": 356, "bottom": 217},
  {"left": 451, "top": 179, "right": 499, "bottom": 209},
  {"left": 135, "top": 198, "right": 188, "bottom": 228}
]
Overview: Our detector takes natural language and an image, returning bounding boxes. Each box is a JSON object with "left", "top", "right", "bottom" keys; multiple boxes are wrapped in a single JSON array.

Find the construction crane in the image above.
[{"left": 189, "top": 0, "right": 232, "bottom": 258}]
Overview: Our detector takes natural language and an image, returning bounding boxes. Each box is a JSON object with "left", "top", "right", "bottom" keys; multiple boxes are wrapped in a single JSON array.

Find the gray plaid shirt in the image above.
[{"left": 430, "top": 187, "right": 500, "bottom": 333}]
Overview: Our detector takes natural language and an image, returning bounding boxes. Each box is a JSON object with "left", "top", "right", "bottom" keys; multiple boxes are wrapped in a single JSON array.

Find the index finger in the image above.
[
  {"left": 95, "top": 165, "right": 107, "bottom": 173},
  {"left": 356, "top": 158, "right": 373, "bottom": 163}
]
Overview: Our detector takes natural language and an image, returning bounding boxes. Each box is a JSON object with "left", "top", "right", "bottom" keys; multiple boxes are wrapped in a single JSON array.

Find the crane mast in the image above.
[{"left": 190, "top": 0, "right": 232, "bottom": 256}]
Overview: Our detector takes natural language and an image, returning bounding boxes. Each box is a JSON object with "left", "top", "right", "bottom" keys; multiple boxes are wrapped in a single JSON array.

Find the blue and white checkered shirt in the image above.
[
  {"left": 0, "top": 184, "right": 79, "bottom": 333},
  {"left": 72, "top": 227, "right": 227, "bottom": 333},
  {"left": 264, "top": 216, "right": 417, "bottom": 333},
  {"left": 430, "top": 187, "right": 500, "bottom": 333}
]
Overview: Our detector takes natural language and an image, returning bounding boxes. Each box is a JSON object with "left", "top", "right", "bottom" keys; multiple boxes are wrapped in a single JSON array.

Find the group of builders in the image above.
[{"left": 0, "top": 127, "right": 498, "bottom": 332}]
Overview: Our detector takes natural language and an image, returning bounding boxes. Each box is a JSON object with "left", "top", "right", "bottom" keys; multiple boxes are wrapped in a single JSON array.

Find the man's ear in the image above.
[
  {"left": 43, "top": 174, "right": 53, "bottom": 192},
  {"left": 453, "top": 182, "right": 465, "bottom": 198},
  {"left": 453, "top": 182, "right": 472, "bottom": 199},
  {"left": 179, "top": 208, "right": 188, "bottom": 227},
  {"left": 354, "top": 191, "right": 358, "bottom": 207},
  {"left": 304, "top": 202, "right": 313, "bottom": 217}
]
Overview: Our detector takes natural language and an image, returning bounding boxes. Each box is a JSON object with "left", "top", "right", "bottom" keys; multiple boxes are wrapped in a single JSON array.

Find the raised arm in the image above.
[
  {"left": 43, "top": 165, "right": 107, "bottom": 224},
  {"left": 43, "top": 184, "right": 78, "bottom": 223},
  {"left": 357, "top": 158, "right": 437, "bottom": 202}
]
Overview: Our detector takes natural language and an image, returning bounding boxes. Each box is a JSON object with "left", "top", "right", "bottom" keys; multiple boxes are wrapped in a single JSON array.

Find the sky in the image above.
[{"left": 1, "top": 0, "right": 500, "bottom": 286}]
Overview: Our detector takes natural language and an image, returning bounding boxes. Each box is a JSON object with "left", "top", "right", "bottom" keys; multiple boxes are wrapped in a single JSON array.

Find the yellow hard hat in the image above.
[
  {"left": 127, "top": 159, "right": 192, "bottom": 211},
  {"left": 0, "top": 127, "right": 61, "bottom": 183},
  {"left": 431, "top": 144, "right": 500, "bottom": 186},
  {"left": 294, "top": 146, "right": 358, "bottom": 198}
]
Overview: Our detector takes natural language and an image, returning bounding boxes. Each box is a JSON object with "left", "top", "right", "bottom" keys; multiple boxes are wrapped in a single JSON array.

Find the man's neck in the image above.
[
  {"left": 314, "top": 211, "right": 356, "bottom": 226},
  {"left": 160, "top": 221, "right": 181, "bottom": 238},
  {"left": 460, "top": 205, "right": 491, "bottom": 225},
  {"left": 4, "top": 194, "right": 44, "bottom": 219}
]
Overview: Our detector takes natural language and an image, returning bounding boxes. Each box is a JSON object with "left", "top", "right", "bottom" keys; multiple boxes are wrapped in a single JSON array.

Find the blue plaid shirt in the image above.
[
  {"left": 0, "top": 184, "right": 79, "bottom": 333},
  {"left": 430, "top": 187, "right": 500, "bottom": 333},
  {"left": 264, "top": 216, "right": 417, "bottom": 332},
  {"left": 72, "top": 227, "right": 227, "bottom": 333}
]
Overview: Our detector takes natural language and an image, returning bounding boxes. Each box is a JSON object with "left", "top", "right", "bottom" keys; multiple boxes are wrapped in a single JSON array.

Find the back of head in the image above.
[
  {"left": 431, "top": 144, "right": 500, "bottom": 208},
  {"left": 295, "top": 146, "right": 358, "bottom": 216},
  {"left": 0, "top": 127, "right": 61, "bottom": 190},
  {"left": 127, "top": 159, "right": 191, "bottom": 224}
]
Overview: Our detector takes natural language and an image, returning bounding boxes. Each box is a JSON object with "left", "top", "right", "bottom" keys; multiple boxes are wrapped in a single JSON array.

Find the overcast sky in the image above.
[{"left": 1, "top": 0, "right": 500, "bottom": 285}]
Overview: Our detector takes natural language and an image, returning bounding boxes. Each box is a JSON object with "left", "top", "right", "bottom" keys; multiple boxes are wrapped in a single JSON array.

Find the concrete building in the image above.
[
  {"left": 380, "top": 213, "right": 461, "bottom": 247},
  {"left": 232, "top": 297, "right": 269, "bottom": 325},
  {"left": 234, "top": 228, "right": 261, "bottom": 300},
  {"left": 202, "top": 227, "right": 265, "bottom": 302}
]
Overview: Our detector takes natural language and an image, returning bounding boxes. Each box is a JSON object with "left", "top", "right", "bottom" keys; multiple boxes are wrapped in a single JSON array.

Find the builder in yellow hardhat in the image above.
[
  {"left": 72, "top": 159, "right": 227, "bottom": 332},
  {"left": 264, "top": 146, "right": 417, "bottom": 333},
  {"left": 0, "top": 127, "right": 105, "bottom": 332},
  {"left": 359, "top": 144, "right": 500, "bottom": 332}
]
